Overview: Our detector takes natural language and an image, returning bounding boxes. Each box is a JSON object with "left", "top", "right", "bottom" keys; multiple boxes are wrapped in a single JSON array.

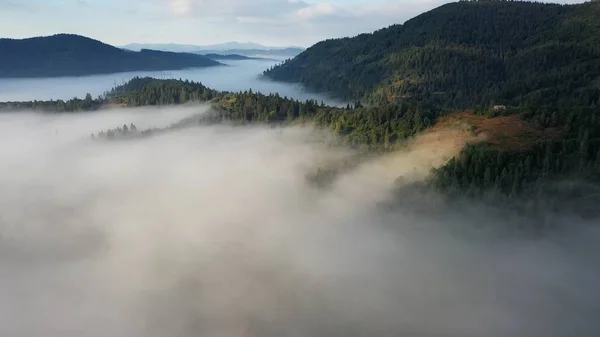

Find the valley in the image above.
[{"left": 1, "top": 1, "right": 600, "bottom": 336}]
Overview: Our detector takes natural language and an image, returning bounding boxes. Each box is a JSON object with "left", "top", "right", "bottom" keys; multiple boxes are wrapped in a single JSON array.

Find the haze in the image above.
[
  {"left": 0, "top": 60, "right": 340, "bottom": 106},
  {"left": 0, "top": 106, "right": 599, "bottom": 337},
  {"left": 0, "top": 0, "right": 587, "bottom": 47}
]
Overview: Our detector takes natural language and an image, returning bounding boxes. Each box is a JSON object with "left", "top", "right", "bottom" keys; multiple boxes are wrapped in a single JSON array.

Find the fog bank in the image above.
[
  {"left": 0, "top": 60, "right": 341, "bottom": 106},
  {"left": 1, "top": 106, "right": 599, "bottom": 337}
]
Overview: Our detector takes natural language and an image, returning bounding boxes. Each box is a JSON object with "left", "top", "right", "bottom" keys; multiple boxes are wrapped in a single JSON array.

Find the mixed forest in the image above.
[{"left": 2, "top": 0, "right": 600, "bottom": 210}]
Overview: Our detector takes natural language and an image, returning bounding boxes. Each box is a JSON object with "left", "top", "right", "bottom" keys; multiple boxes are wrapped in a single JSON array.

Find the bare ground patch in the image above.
[{"left": 435, "top": 112, "right": 561, "bottom": 151}]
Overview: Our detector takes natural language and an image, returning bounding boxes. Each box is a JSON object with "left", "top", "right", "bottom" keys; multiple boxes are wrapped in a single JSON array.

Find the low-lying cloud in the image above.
[{"left": 0, "top": 105, "right": 599, "bottom": 337}]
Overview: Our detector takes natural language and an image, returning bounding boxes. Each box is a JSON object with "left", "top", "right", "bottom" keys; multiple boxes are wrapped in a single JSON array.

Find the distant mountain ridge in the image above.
[
  {"left": 198, "top": 48, "right": 304, "bottom": 59},
  {"left": 0, "top": 34, "right": 222, "bottom": 78},
  {"left": 201, "top": 53, "right": 273, "bottom": 61},
  {"left": 122, "top": 41, "right": 304, "bottom": 52},
  {"left": 122, "top": 42, "right": 305, "bottom": 59}
]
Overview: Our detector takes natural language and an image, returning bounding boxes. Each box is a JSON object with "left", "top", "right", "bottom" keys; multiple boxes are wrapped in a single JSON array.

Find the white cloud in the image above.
[
  {"left": 153, "top": 0, "right": 433, "bottom": 45},
  {"left": 163, "top": 0, "right": 308, "bottom": 17},
  {"left": 209, "top": 0, "right": 448, "bottom": 45},
  {"left": 295, "top": 2, "right": 336, "bottom": 20},
  {"left": 0, "top": 0, "right": 586, "bottom": 47},
  {"left": 169, "top": 0, "right": 192, "bottom": 15}
]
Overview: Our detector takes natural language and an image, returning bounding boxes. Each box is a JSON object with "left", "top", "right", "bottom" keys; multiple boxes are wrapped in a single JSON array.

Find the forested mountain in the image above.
[
  {"left": 264, "top": 0, "right": 600, "bottom": 108},
  {"left": 2, "top": 72, "right": 599, "bottom": 210},
  {"left": 3, "top": 1, "right": 600, "bottom": 211},
  {"left": 0, "top": 34, "right": 222, "bottom": 78},
  {"left": 259, "top": 0, "right": 600, "bottom": 206}
]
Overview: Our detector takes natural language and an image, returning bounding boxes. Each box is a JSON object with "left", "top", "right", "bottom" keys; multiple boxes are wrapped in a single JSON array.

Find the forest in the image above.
[
  {"left": 2, "top": 1, "right": 600, "bottom": 205},
  {"left": 261, "top": 0, "right": 600, "bottom": 202},
  {"left": 4, "top": 76, "right": 600, "bottom": 205},
  {"left": 263, "top": 0, "right": 600, "bottom": 108},
  {"left": 76, "top": 77, "right": 439, "bottom": 147}
]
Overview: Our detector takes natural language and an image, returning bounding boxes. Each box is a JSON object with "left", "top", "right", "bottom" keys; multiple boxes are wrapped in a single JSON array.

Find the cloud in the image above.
[
  {"left": 295, "top": 2, "right": 336, "bottom": 20},
  {"left": 0, "top": 0, "right": 35, "bottom": 11},
  {"left": 164, "top": 0, "right": 308, "bottom": 17},
  {"left": 161, "top": 0, "right": 415, "bottom": 23},
  {"left": 0, "top": 0, "right": 586, "bottom": 47},
  {"left": 0, "top": 106, "right": 599, "bottom": 336},
  {"left": 152, "top": 0, "right": 450, "bottom": 45},
  {"left": 168, "top": 0, "right": 192, "bottom": 15}
]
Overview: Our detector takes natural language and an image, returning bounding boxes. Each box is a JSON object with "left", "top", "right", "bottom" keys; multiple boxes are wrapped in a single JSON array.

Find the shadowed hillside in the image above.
[
  {"left": 264, "top": 0, "right": 600, "bottom": 108},
  {"left": 0, "top": 34, "right": 222, "bottom": 78}
]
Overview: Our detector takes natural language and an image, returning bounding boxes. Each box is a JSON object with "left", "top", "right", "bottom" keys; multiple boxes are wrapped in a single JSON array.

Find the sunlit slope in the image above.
[{"left": 3, "top": 74, "right": 599, "bottom": 202}]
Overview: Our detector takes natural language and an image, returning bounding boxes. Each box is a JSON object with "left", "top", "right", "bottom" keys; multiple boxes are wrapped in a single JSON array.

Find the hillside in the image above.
[
  {"left": 259, "top": 0, "right": 600, "bottom": 206},
  {"left": 3, "top": 0, "right": 600, "bottom": 211},
  {"left": 2, "top": 74, "right": 599, "bottom": 212},
  {"left": 264, "top": 0, "right": 600, "bottom": 108},
  {"left": 0, "top": 34, "right": 222, "bottom": 78}
]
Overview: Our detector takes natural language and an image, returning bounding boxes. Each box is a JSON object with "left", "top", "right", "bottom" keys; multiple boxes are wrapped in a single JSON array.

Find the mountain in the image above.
[
  {"left": 198, "top": 48, "right": 304, "bottom": 59},
  {"left": 121, "top": 43, "right": 206, "bottom": 53},
  {"left": 264, "top": 0, "right": 600, "bottom": 108},
  {"left": 0, "top": 34, "right": 222, "bottom": 78},
  {"left": 122, "top": 42, "right": 305, "bottom": 59},
  {"left": 122, "top": 42, "right": 303, "bottom": 52},
  {"left": 194, "top": 41, "right": 287, "bottom": 51},
  {"left": 3, "top": 1, "right": 600, "bottom": 209},
  {"left": 262, "top": 0, "right": 600, "bottom": 204},
  {"left": 201, "top": 53, "right": 267, "bottom": 61}
]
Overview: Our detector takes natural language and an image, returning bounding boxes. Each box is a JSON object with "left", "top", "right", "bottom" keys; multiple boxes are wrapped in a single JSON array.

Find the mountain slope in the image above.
[
  {"left": 264, "top": 0, "right": 600, "bottom": 108},
  {"left": 2, "top": 73, "right": 599, "bottom": 211},
  {"left": 0, "top": 34, "right": 222, "bottom": 78},
  {"left": 262, "top": 0, "right": 600, "bottom": 204}
]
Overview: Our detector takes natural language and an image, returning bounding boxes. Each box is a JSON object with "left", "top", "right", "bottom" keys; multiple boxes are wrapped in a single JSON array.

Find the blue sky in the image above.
[{"left": 0, "top": 0, "right": 586, "bottom": 47}]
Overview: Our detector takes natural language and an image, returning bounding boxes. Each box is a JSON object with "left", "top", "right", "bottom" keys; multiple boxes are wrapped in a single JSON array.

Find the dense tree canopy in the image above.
[
  {"left": 0, "top": 93, "right": 101, "bottom": 112},
  {"left": 262, "top": 0, "right": 600, "bottom": 201},
  {"left": 264, "top": 0, "right": 600, "bottom": 108}
]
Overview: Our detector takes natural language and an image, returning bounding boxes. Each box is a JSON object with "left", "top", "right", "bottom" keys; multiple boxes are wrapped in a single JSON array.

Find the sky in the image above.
[{"left": 0, "top": 0, "right": 587, "bottom": 47}]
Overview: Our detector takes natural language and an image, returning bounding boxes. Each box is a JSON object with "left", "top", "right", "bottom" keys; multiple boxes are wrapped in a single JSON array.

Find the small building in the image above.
[{"left": 493, "top": 105, "right": 507, "bottom": 112}]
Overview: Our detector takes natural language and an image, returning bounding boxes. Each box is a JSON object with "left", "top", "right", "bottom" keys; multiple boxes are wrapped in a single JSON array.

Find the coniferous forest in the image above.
[{"left": 2, "top": 0, "right": 600, "bottom": 209}]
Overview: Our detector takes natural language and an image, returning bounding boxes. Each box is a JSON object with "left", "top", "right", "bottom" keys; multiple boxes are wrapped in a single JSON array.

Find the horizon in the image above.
[
  {"left": 0, "top": 0, "right": 586, "bottom": 48},
  {"left": 0, "top": 34, "right": 306, "bottom": 49}
]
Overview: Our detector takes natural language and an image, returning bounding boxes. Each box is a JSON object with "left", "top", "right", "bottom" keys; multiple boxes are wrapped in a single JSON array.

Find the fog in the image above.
[
  {"left": 0, "top": 60, "right": 341, "bottom": 106},
  {"left": 1, "top": 106, "right": 599, "bottom": 337}
]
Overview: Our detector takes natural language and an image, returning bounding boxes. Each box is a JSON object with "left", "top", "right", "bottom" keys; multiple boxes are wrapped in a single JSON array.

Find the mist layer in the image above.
[{"left": 0, "top": 106, "right": 599, "bottom": 337}]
